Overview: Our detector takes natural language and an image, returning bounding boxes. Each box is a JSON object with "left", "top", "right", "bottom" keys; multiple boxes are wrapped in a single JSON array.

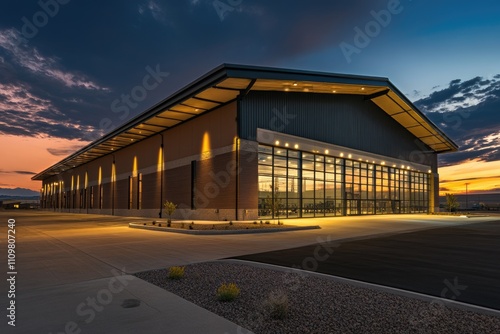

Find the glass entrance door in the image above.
[{"left": 347, "top": 199, "right": 360, "bottom": 215}]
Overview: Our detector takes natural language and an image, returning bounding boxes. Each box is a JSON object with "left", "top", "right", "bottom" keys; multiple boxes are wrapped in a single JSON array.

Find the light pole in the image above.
[{"left": 465, "top": 183, "right": 470, "bottom": 210}]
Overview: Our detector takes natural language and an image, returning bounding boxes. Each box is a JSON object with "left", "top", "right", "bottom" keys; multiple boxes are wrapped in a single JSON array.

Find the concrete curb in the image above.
[
  {"left": 220, "top": 259, "right": 500, "bottom": 319},
  {"left": 128, "top": 222, "right": 321, "bottom": 235}
]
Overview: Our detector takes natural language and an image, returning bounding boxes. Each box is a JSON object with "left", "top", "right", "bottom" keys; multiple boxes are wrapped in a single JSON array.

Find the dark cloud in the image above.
[
  {"left": 47, "top": 146, "right": 87, "bottom": 156},
  {"left": 415, "top": 76, "right": 500, "bottom": 166},
  {"left": 0, "top": 170, "right": 36, "bottom": 175}
]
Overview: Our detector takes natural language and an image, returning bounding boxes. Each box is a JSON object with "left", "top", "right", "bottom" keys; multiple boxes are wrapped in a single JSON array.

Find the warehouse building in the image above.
[{"left": 33, "top": 64, "right": 458, "bottom": 220}]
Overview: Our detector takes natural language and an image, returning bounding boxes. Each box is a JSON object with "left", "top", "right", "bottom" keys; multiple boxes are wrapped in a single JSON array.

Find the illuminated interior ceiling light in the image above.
[
  {"left": 348, "top": 154, "right": 352, "bottom": 159},
  {"left": 358, "top": 158, "right": 362, "bottom": 161},
  {"left": 381, "top": 161, "right": 385, "bottom": 165},
  {"left": 275, "top": 140, "right": 280, "bottom": 145},
  {"left": 393, "top": 164, "right": 396, "bottom": 167},
  {"left": 361, "top": 87, "right": 365, "bottom": 91},
  {"left": 284, "top": 88, "right": 290, "bottom": 91},
  {"left": 285, "top": 143, "right": 289, "bottom": 147},
  {"left": 293, "top": 82, "right": 298, "bottom": 86},
  {"left": 277, "top": 150, "right": 281, "bottom": 154},
  {"left": 340, "top": 153, "right": 344, "bottom": 157},
  {"left": 332, "top": 90, "right": 337, "bottom": 93},
  {"left": 428, "top": 170, "right": 432, "bottom": 173},
  {"left": 303, "top": 88, "right": 309, "bottom": 92},
  {"left": 407, "top": 166, "right": 411, "bottom": 170},
  {"left": 294, "top": 144, "right": 299, "bottom": 149},
  {"left": 325, "top": 149, "right": 329, "bottom": 154}
]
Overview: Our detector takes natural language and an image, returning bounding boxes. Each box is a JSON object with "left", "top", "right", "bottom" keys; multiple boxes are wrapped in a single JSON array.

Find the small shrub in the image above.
[
  {"left": 264, "top": 290, "right": 289, "bottom": 320},
  {"left": 217, "top": 283, "right": 240, "bottom": 302},
  {"left": 143, "top": 223, "right": 146, "bottom": 226},
  {"left": 260, "top": 220, "right": 263, "bottom": 224},
  {"left": 265, "top": 221, "right": 270, "bottom": 225},
  {"left": 229, "top": 221, "right": 233, "bottom": 226},
  {"left": 212, "top": 224, "right": 215, "bottom": 229},
  {"left": 181, "top": 223, "right": 185, "bottom": 228},
  {"left": 163, "top": 200, "right": 177, "bottom": 223},
  {"left": 158, "top": 223, "right": 162, "bottom": 227},
  {"left": 167, "top": 266, "right": 185, "bottom": 280},
  {"left": 189, "top": 225, "right": 193, "bottom": 230},
  {"left": 253, "top": 221, "right": 257, "bottom": 225},
  {"left": 152, "top": 221, "right": 156, "bottom": 225},
  {"left": 167, "top": 221, "right": 171, "bottom": 227}
]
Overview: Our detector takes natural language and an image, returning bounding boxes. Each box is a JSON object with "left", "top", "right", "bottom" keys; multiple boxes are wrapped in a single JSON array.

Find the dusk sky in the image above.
[{"left": 1, "top": 0, "right": 499, "bottom": 195}]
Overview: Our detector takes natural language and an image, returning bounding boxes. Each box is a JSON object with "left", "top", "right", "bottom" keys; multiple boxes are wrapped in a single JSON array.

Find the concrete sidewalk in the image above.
[
  {"left": 1, "top": 211, "right": 498, "bottom": 333},
  {"left": 13, "top": 273, "right": 249, "bottom": 334}
]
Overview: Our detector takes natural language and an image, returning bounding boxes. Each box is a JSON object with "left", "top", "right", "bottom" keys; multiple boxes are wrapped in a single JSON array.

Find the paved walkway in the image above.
[{"left": 1, "top": 211, "right": 498, "bottom": 333}]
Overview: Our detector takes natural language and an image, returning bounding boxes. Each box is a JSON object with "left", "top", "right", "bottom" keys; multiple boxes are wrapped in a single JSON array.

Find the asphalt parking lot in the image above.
[{"left": 233, "top": 218, "right": 500, "bottom": 310}]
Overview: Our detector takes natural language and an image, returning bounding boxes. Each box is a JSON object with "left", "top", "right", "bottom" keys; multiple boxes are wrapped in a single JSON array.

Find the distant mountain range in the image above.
[{"left": 0, "top": 187, "right": 40, "bottom": 198}]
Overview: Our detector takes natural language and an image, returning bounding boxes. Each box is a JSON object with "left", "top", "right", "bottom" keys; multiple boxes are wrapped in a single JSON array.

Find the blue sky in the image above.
[{"left": 0, "top": 0, "right": 499, "bottom": 192}]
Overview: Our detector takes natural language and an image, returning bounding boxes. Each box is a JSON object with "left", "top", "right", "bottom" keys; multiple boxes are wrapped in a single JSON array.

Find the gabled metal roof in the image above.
[{"left": 32, "top": 64, "right": 458, "bottom": 181}]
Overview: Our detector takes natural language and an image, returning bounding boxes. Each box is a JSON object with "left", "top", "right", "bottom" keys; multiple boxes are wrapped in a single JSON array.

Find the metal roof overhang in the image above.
[{"left": 32, "top": 64, "right": 458, "bottom": 181}]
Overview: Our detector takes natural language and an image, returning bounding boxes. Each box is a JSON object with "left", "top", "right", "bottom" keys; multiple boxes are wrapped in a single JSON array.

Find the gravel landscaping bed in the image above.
[{"left": 135, "top": 262, "right": 500, "bottom": 334}]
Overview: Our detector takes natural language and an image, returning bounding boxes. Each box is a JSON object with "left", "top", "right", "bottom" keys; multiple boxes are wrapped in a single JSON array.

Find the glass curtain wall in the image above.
[{"left": 258, "top": 144, "right": 429, "bottom": 219}]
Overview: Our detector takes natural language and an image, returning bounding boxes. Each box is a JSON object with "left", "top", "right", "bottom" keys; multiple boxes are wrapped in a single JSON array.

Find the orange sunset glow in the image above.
[
  {"left": 439, "top": 159, "right": 500, "bottom": 196},
  {"left": 0, "top": 134, "right": 88, "bottom": 191}
]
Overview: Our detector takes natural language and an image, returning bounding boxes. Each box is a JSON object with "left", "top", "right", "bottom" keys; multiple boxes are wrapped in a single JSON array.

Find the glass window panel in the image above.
[
  {"left": 302, "top": 179, "right": 314, "bottom": 197},
  {"left": 275, "top": 148, "right": 287, "bottom": 156},
  {"left": 315, "top": 186, "right": 325, "bottom": 199},
  {"left": 258, "top": 145, "right": 273, "bottom": 154},
  {"left": 315, "top": 155, "right": 324, "bottom": 163},
  {"left": 287, "top": 178, "right": 299, "bottom": 198},
  {"left": 325, "top": 173, "right": 335, "bottom": 181},
  {"left": 274, "top": 167, "right": 287, "bottom": 176},
  {"left": 258, "top": 176, "right": 273, "bottom": 197},
  {"left": 258, "top": 153, "right": 273, "bottom": 165},
  {"left": 303, "top": 170, "right": 314, "bottom": 180},
  {"left": 287, "top": 198, "right": 299, "bottom": 217},
  {"left": 325, "top": 163, "right": 335, "bottom": 173},
  {"left": 302, "top": 152, "right": 314, "bottom": 161},
  {"left": 302, "top": 160, "right": 314, "bottom": 170},
  {"left": 315, "top": 171, "right": 325, "bottom": 180},
  {"left": 288, "top": 168, "right": 299, "bottom": 178},
  {"left": 258, "top": 164, "right": 273, "bottom": 175},
  {"left": 335, "top": 183, "right": 343, "bottom": 199},
  {"left": 315, "top": 162, "right": 325, "bottom": 172},
  {"left": 302, "top": 198, "right": 315, "bottom": 217},
  {"left": 275, "top": 177, "right": 287, "bottom": 197},
  {"left": 288, "top": 158, "right": 299, "bottom": 168},
  {"left": 274, "top": 156, "right": 287, "bottom": 168},
  {"left": 288, "top": 150, "right": 299, "bottom": 158},
  {"left": 325, "top": 182, "right": 335, "bottom": 199}
]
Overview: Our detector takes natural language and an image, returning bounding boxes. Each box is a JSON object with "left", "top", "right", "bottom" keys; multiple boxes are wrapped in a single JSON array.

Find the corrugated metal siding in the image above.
[{"left": 239, "top": 91, "right": 437, "bottom": 167}]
